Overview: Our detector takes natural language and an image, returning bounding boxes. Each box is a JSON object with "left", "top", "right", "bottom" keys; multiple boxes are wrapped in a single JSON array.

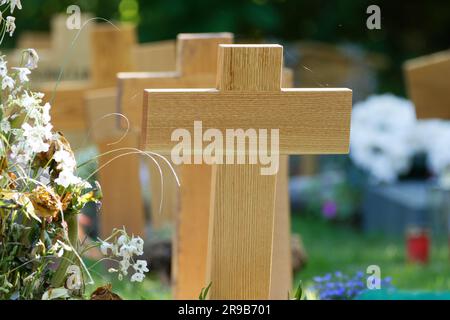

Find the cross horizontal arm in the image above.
[{"left": 142, "top": 88, "right": 352, "bottom": 155}]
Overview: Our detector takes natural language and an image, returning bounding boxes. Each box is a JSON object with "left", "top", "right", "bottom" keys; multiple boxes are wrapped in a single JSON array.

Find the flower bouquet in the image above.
[{"left": 0, "top": 0, "right": 148, "bottom": 300}]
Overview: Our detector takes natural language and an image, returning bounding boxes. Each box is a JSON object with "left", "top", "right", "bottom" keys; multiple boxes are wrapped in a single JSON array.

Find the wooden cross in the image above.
[
  {"left": 142, "top": 44, "right": 352, "bottom": 299},
  {"left": 118, "top": 33, "right": 293, "bottom": 299},
  {"left": 117, "top": 33, "right": 233, "bottom": 299},
  {"left": 118, "top": 33, "right": 294, "bottom": 299},
  {"left": 83, "top": 36, "right": 177, "bottom": 238},
  {"left": 117, "top": 33, "right": 233, "bottom": 232},
  {"left": 38, "top": 24, "right": 137, "bottom": 149},
  {"left": 404, "top": 50, "right": 450, "bottom": 119}
]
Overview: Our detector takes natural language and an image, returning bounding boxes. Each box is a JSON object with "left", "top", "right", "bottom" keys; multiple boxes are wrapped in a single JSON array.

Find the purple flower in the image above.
[
  {"left": 310, "top": 270, "right": 395, "bottom": 300},
  {"left": 322, "top": 200, "right": 338, "bottom": 219}
]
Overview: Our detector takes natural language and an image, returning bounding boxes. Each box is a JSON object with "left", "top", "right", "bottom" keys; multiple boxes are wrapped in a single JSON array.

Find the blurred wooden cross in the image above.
[
  {"left": 118, "top": 34, "right": 295, "bottom": 299},
  {"left": 117, "top": 33, "right": 232, "bottom": 300},
  {"left": 39, "top": 24, "right": 137, "bottom": 148},
  {"left": 142, "top": 44, "right": 352, "bottom": 299},
  {"left": 404, "top": 50, "right": 450, "bottom": 119}
]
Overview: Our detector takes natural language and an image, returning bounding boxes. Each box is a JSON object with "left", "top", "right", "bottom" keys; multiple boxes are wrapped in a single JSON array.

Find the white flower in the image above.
[
  {"left": 133, "top": 260, "right": 149, "bottom": 274},
  {"left": 350, "top": 94, "right": 417, "bottom": 183},
  {"left": 0, "top": 60, "right": 7, "bottom": 77},
  {"left": 119, "top": 258, "right": 131, "bottom": 275},
  {"left": 0, "top": 118, "right": 11, "bottom": 133},
  {"left": 53, "top": 148, "right": 77, "bottom": 171},
  {"left": 5, "top": 16, "right": 16, "bottom": 36},
  {"left": 12, "top": 67, "right": 31, "bottom": 83},
  {"left": 100, "top": 241, "right": 115, "bottom": 256},
  {"left": 10, "top": 142, "right": 31, "bottom": 165},
  {"left": 130, "top": 272, "right": 145, "bottom": 283},
  {"left": 2, "top": 76, "right": 14, "bottom": 90},
  {"left": 118, "top": 244, "right": 134, "bottom": 259},
  {"left": 22, "top": 122, "right": 52, "bottom": 153},
  {"left": 54, "top": 169, "right": 83, "bottom": 188},
  {"left": 23, "top": 48, "right": 39, "bottom": 70},
  {"left": 42, "top": 102, "right": 51, "bottom": 124},
  {"left": 129, "top": 236, "right": 144, "bottom": 256},
  {"left": 413, "top": 119, "right": 450, "bottom": 188},
  {"left": 117, "top": 234, "right": 128, "bottom": 246},
  {"left": 1, "top": 0, "right": 22, "bottom": 13}
]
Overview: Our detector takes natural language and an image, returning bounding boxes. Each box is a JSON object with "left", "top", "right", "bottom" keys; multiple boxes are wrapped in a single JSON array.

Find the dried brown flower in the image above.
[
  {"left": 29, "top": 186, "right": 62, "bottom": 218},
  {"left": 90, "top": 284, "right": 122, "bottom": 300}
]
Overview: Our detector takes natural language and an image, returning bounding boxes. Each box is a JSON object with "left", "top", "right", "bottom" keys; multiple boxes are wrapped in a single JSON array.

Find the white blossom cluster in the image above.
[
  {"left": 350, "top": 94, "right": 450, "bottom": 186},
  {"left": 350, "top": 94, "right": 417, "bottom": 183},
  {"left": 0, "top": 50, "right": 89, "bottom": 189},
  {"left": 415, "top": 120, "right": 450, "bottom": 188},
  {"left": 100, "top": 233, "right": 149, "bottom": 283},
  {"left": 0, "top": 0, "right": 22, "bottom": 37}
]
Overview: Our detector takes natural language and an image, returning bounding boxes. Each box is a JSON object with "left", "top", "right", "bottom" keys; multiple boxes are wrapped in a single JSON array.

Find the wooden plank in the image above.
[
  {"left": 271, "top": 155, "right": 291, "bottom": 299},
  {"left": 85, "top": 88, "right": 146, "bottom": 237},
  {"left": 90, "top": 23, "right": 137, "bottom": 87},
  {"left": 207, "top": 163, "right": 277, "bottom": 299},
  {"left": 17, "top": 32, "right": 51, "bottom": 49},
  {"left": 206, "top": 45, "right": 280, "bottom": 300},
  {"left": 404, "top": 50, "right": 450, "bottom": 119},
  {"left": 142, "top": 88, "right": 352, "bottom": 155},
  {"left": 173, "top": 164, "right": 212, "bottom": 299},
  {"left": 270, "top": 70, "right": 294, "bottom": 299},
  {"left": 132, "top": 40, "right": 176, "bottom": 72}
]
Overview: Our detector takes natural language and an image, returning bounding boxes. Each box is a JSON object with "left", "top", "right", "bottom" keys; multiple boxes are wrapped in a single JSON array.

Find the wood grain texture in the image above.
[
  {"left": 270, "top": 70, "right": 294, "bottom": 299},
  {"left": 143, "top": 89, "right": 352, "bottom": 155},
  {"left": 132, "top": 40, "right": 176, "bottom": 72},
  {"left": 90, "top": 23, "right": 137, "bottom": 87},
  {"left": 404, "top": 50, "right": 450, "bottom": 119},
  {"left": 206, "top": 163, "right": 277, "bottom": 300},
  {"left": 85, "top": 88, "right": 146, "bottom": 238},
  {"left": 143, "top": 45, "right": 352, "bottom": 299},
  {"left": 270, "top": 155, "right": 291, "bottom": 299},
  {"left": 118, "top": 33, "right": 233, "bottom": 129},
  {"left": 217, "top": 45, "right": 283, "bottom": 92},
  {"left": 173, "top": 164, "right": 212, "bottom": 299}
]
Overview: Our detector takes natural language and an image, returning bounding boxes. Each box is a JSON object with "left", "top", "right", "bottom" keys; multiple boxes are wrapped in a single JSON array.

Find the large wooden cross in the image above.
[
  {"left": 404, "top": 50, "right": 450, "bottom": 119},
  {"left": 118, "top": 35, "right": 294, "bottom": 299},
  {"left": 142, "top": 44, "right": 352, "bottom": 299}
]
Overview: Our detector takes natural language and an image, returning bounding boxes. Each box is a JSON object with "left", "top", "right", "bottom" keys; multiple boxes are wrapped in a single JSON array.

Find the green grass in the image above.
[
  {"left": 84, "top": 214, "right": 450, "bottom": 299},
  {"left": 293, "top": 214, "right": 450, "bottom": 291},
  {"left": 83, "top": 260, "right": 171, "bottom": 300}
]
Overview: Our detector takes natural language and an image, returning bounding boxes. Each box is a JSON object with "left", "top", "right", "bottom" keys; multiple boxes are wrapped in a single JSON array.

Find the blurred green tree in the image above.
[{"left": 3, "top": 0, "right": 449, "bottom": 95}]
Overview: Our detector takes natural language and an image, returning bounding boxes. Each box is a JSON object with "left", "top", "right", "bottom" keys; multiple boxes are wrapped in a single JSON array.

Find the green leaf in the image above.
[
  {"left": 199, "top": 282, "right": 212, "bottom": 300},
  {"left": 292, "top": 281, "right": 305, "bottom": 300}
]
